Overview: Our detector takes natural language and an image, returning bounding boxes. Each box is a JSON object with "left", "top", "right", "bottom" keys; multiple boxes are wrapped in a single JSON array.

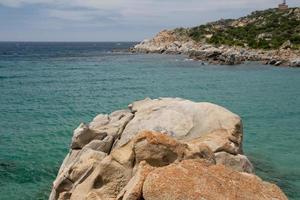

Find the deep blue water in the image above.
[{"left": 0, "top": 42, "right": 299, "bottom": 200}]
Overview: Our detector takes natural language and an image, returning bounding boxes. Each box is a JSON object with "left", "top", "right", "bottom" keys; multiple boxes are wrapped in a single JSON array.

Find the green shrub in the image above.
[{"left": 180, "top": 8, "right": 300, "bottom": 50}]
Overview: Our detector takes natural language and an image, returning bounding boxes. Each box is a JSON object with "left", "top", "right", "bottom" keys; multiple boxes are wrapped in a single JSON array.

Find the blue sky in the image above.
[{"left": 0, "top": 0, "right": 299, "bottom": 41}]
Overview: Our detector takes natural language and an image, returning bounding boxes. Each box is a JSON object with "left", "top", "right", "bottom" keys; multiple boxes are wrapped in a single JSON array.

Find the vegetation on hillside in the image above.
[{"left": 175, "top": 8, "right": 300, "bottom": 50}]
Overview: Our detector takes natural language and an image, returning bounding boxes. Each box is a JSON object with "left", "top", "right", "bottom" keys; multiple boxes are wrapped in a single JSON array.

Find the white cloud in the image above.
[
  {"left": 0, "top": 0, "right": 293, "bottom": 26},
  {"left": 0, "top": 0, "right": 299, "bottom": 41}
]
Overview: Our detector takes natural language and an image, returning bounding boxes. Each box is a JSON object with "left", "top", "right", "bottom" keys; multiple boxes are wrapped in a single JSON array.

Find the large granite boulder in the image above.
[
  {"left": 118, "top": 98, "right": 243, "bottom": 152},
  {"left": 50, "top": 98, "right": 287, "bottom": 200}
]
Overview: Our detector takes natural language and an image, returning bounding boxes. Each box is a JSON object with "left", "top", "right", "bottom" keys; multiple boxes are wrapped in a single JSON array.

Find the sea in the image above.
[{"left": 0, "top": 42, "right": 299, "bottom": 200}]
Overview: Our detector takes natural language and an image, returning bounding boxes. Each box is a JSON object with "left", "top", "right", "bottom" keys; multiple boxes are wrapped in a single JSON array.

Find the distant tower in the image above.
[{"left": 278, "top": 0, "right": 288, "bottom": 10}]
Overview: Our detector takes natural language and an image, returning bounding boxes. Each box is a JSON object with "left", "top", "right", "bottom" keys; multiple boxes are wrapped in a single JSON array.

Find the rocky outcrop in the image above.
[
  {"left": 131, "top": 8, "right": 300, "bottom": 67},
  {"left": 50, "top": 98, "right": 287, "bottom": 200},
  {"left": 132, "top": 30, "right": 197, "bottom": 54},
  {"left": 133, "top": 32, "right": 300, "bottom": 66}
]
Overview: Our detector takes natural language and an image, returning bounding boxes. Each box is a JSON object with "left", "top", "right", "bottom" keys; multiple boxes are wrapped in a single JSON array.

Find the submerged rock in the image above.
[{"left": 50, "top": 98, "right": 287, "bottom": 200}]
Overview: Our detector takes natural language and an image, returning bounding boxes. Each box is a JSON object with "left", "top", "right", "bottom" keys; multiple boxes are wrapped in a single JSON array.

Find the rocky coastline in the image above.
[
  {"left": 131, "top": 30, "right": 300, "bottom": 67},
  {"left": 50, "top": 98, "right": 287, "bottom": 200}
]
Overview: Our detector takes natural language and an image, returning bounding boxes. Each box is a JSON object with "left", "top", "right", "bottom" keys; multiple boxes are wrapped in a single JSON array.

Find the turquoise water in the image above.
[{"left": 0, "top": 42, "right": 299, "bottom": 200}]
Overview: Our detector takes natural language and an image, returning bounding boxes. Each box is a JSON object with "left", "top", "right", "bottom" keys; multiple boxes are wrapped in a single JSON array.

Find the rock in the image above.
[
  {"left": 180, "top": 41, "right": 196, "bottom": 53},
  {"left": 223, "top": 52, "right": 243, "bottom": 65},
  {"left": 257, "top": 33, "right": 273, "bottom": 40},
  {"left": 56, "top": 150, "right": 81, "bottom": 176},
  {"left": 116, "top": 161, "right": 155, "bottom": 200},
  {"left": 51, "top": 131, "right": 216, "bottom": 200},
  {"left": 189, "top": 48, "right": 244, "bottom": 65},
  {"left": 269, "top": 59, "right": 277, "bottom": 65},
  {"left": 83, "top": 136, "right": 114, "bottom": 153},
  {"left": 215, "top": 152, "right": 254, "bottom": 173},
  {"left": 132, "top": 131, "right": 215, "bottom": 167},
  {"left": 275, "top": 60, "right": 283, "bottom": 66},
  {"left": 184, "top": 142, "right": 215, "bottom": 164},
  {"left": 90, "top": 109, "right": 134, "bottom": 139},
  {"left": 280, "top": 40, "right": 292, "bottom": 49},
  {"left": 133, "top": 131, "right": 188, "bottom": 167},
  {"left": 291, "top": 59, "right": 300, "bottom": 67},
  {"left": 71, "top": 110, "right": 133, "bottom": 150},
  {"left": 50, "top": 148, "right": 107, "bottom": 200},
  {"left": 143, "top": 159, "right": 287, "bottom": 200},
  {"left": 117, "top": 98, "right": 243, "bottom": 154},
  {"left": 88, "top": 114, "right": 109, "bottom": 129},
  {"left": 69, "top": 156, "right": 133, "bottom": 200},
  {"left": 133, "top": 30, "right": 178, "bottom": 53},
  {"left": 50, "top": 98, "right": 287, "bottom": 200},
  {"left": 71, "top": 110, "right": 133, "bottom": 149},
  {"left": 71, "top": 123, "right": 107, "bottom": 149},
  {"left": 188, "top": 129, "right": 242, "bottom": 155}
]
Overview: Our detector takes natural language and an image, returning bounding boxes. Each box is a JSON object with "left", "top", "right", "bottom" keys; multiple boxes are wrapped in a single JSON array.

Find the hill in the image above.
[
  {"left": 183, "top": 8, "right": 300, "bottom": 50},
  {"left": 133, "top": 7, "right": 300, "bottom": 66}
]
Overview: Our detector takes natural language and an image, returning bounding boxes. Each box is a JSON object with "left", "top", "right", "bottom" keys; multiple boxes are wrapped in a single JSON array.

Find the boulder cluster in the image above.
[{"left": 50, "top": 98, "right": 287, "bottom": 200}]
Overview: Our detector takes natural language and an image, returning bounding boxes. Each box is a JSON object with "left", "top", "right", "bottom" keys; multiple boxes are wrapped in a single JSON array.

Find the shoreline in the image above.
[{"left": 131, "top": 30, "right": 300, "bottom": 67}]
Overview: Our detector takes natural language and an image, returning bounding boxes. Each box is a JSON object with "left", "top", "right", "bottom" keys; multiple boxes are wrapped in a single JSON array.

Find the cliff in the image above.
[
  {"left": 132, "top": 7, "right": 300, "bottom": 66},
  {"left": 50, "top": 98, "right": 287, "bottom": 200}
]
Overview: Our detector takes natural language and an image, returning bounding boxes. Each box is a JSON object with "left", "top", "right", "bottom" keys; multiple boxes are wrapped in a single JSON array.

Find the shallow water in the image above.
[{"left": 0, "top": 42, "right": 299, "bottom": 199}]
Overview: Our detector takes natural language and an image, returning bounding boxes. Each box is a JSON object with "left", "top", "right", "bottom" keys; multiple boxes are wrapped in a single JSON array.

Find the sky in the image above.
[{"left": 0, "top": 0, "right": 299, "bottom": 41}]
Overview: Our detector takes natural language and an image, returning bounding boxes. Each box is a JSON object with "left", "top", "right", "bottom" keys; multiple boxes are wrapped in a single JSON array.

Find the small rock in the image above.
[
  {"left": 275, "top": 61, "right": 283, "bottom": 66},
  {"left": 280, "top": 40, "right": 292, "bottom": 49}
]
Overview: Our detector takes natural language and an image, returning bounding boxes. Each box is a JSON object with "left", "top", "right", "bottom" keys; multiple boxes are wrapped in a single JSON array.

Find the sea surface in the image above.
[{"left": 0, "top": 42, "right": 299, "bottom": 200}]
